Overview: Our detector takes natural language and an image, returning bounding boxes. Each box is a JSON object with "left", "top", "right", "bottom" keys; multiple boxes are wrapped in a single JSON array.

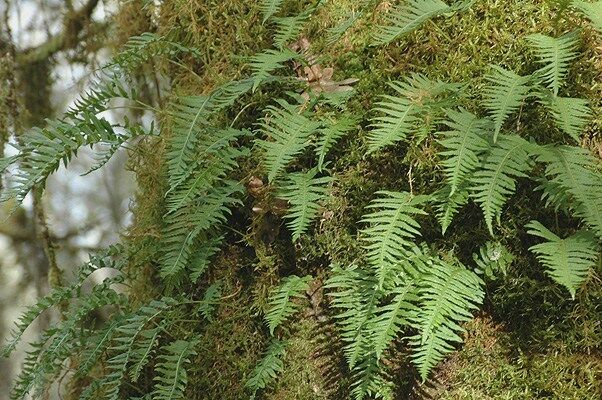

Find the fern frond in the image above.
[
  {"left": 246, "top": 339, "right": 286, "bottom": 399},
  {"left": 437, "top": 108, "right": 491, "bottom": 195},
  {"left": 527, "top": 32, "right": 580, "bottom": 95},
  {"left": 526, "top": 221, "right": 599, "bottom": 298},
  {"left": 472, "top": 241, "right": 513, "bottom": 280},
  {"left": 327, "top": 10, "right": 364, "bottom": 45},
  {"left": 273, "top": 11, "right": 311, "bottom": 49},
  {"left": 470, "top": 134, "right": 533, "bottom": 235},
  {"left": 541, "top": 95, "right": 591, "bottom": 142},
  {"left": 101, "top": 298, "right": 179, "bottom": 400},
  {"left": 278, "top": 168, "right": 333, "bottom": 241},
  {"left": 198, "top": 281, "right": 223, "bottom": 321},
  {"left": 360, "top": 191, "right": 429, "bottom": 289},
  {"left": 256, "top": 100, "right": 321, "bottom": 182},
  {"left": 77, "top": 319, "right": 121, "bottom": 377},
  {"left": 261, "top": 0, "right": 285, "bottom": 22},
  {"left": 160, "top": 181, "right": 243, "bottom": 280},
  {"left": 315, "top": 116, "right": 357, "bottom": 170},
  {"left": 534, "top": 145, "right": 602, "bottom": 238},
  {"left": 189, "top": 237, "right": 223, "bottom": 283},
  {"left": 572, "top": 1, "right": 602, "bottom": 32},
  {"left": 152, "top": 338, "right": 199, "bottom": 400},
  {"left": 265, "top": 275, "right": 311, "bottom": 335},
  {"left": 410, "top": 257, "right": 484, "bottom": 380},
  {"left": 129, "top": 324, "right": 164, "bottom": 382},
  {"left": 433, "top": 183, "right": 470, "bottom": 235},
  {"left": 250, "top": 49, "right": 299, "bottom": 91},
  {"left": 368, "top": 74, "right": 457, "bottom": 153},
  {"left": 483, "top": 66, "right": 532, "bottom": 141},
  {"left": 372, "top": 0, "right": 451, "bottom": 46}
]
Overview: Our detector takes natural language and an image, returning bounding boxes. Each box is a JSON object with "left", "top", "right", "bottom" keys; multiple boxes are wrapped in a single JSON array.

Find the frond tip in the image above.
[{"left": 527, "top": 32, "right": 579, "bottom": 95}]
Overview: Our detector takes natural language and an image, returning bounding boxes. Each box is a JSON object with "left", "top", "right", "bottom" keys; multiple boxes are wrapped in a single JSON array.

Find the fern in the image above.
[
  {"left": 273, "top": 11, "right": 310, "bottom": 49},
  {"left": 541, "top": 94, "right": 591, "bottom": 142},
  {"left": 249, "top": 49, "right": 299, "bottom": 91},
  {"left": 368, "top": 74, "right": 458, "bottom": 153},
  {"left": 472, "top": 241, "right": 513, "bottom": 280},
  {"left": 130, "top": 324, "right": 163, "bottom": 382},
  {"left": 526, "top": 221, "right": 599, "bottom": 298},
  {"left": 372, "top": 0, "right": 451, "bottom": 46},
  {"left": 433, "top": 183, "right": 470, "bottom": 235},
  {"left": 527, "top": 31, "right": 580, "bottom": 96},
  {"left": 533, "top": 145, "right": 602, "bottom": 238},
  {"left": 152, "top": 338, "right": 199, "bottom": 400},
  {"left": 409, "top": 257, "right": 484, "bottom": 380},
  {"left": 265, "top": 275, "right": 311, "bottom": 335},
  {"left": 470, "top": 134, "right": 533, "bottom": 235},
  {"left": 261, "top": 0, "right": 285, "bottom": 22},
  {"left": 198, "top": 280, "right": 223, "bottom": 321},
  {"left": 246, "top": 339, "right": 286, "bottom": 399},
  {"left": 572, "top": 1, "right": 602, "bottom": 32},
  {"left": 315, "top": 115, "right": 357, "bottom": 170},
  {"left": 483, "top": 66, "right": 532, "bottom": 142},
  {"left": 77, "top": 320, "right": 121, "bottom": 377},
  {"left": 361, "top": 191, "right": 429, "bottom": 289},
  {"left": 256, "top": 99, "right": 321, "bottom": 182},
  {"left": 278, "top": 168, "right": 333, "bottom": 241},
  {"left": 189, "top": 237, "right": 223, "bottom": 283},
  {"left": 437, "top": 108, "right": 492, "bottom": 196},
  {"left": 327, "top": 10, "right": 364, "bottom": 45}
]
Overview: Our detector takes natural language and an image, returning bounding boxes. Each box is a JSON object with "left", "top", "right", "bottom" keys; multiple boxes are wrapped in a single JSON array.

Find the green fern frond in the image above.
[
  {"left": 483, "top": 66, "right": 532, "bottom": 142},
  {"left": 372, "top": 0, "right": 451, "bottom": 46},
  {"left": 368, "top": 74, "right": 457, "bottom": 153},
  {"left": 101, "top": 298, "right": 179, "bottom": 400},
  {"left": 527, "top": 32, "right": 580, "bottom": 95},
  {"left": 246, "top": 339, "right": 286, "bottom": 399},
  {"left": 160, "top": 181, "right": 243, "bottom": 280},
  {"left": 433, "top": 183, "right": 470, "bottom": 235},
  {"left": 256, "top": 99, "right": 321, "bottom": 182},
  {"left": 198, "top": 280, "right": 223, "bottom": 321},
  {"left": 129, "top": 324, "right": 163, "bottom": 382},
  {"left": 250, "top": 49, "right": 299, "bottom": 91},
  {"left": 533, "top": 145, "right": 602, "bottom": 238},
  {"left": 541, "top": 94, "right": 591, "bottom": 141},
  {"left": 315, "top": 115, "right": 357, "bottom": 170},
  {"left": 77, "top": 320, "right": 121, "bottom": 377},
  {"left": 361, "top": 191, "right": 429, "bottom": 289},
  {"left": 152, "top": 338, "right": 199, "bottom": 400},
  {"left": 261, "top": 0, "right": 285, "bottom": 22},
  {"left": 470, "top": 134, "right": 533, "bottom": 235},
  {"left": 265, "top": 275, "right": 311, "bottom": 335},
  {"left": 327, "top": 10, "right": 364, "bottom": 45},
  {"left": 526, "top": 221, "right": 599, "bottom": 298},
  {"left": 273, "top": 11, "right": 311, "bottom": 49},
  {"left": 410, "top": 257, "right": 484, "bottom": 381},
  {"left": 189, "top": 237, "right": 223, "bottom": 283},
  {"left": 572, "top": 1, "right": 602, "bottom": 32},
  {"left": 437, "top": 108, "right": 492, "bottom": 195},
  {"left": 278, "top": 168, "right": 333, "bottom": 241}
]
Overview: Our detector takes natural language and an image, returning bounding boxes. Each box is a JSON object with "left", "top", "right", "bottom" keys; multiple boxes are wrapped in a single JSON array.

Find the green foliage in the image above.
[
  {"left": 483, "top": 66, "right": 532, "bottom": 141},
  {"left": 409, "top": 257, "right": 484, "bottom": 381},
  {"left": 367, "top": 74, "right": 459, "bottom": 153},
  {"left": 198, "top": 280, "right": 223, "bottom": 321},
  {"left": 273, "top": 11, "right": 311, "bottom": 49},
  {"left": 152, "top": 338, "right": 199, "bottom": 400},
  {"left": 572, "top": 0, "right": 602, "bottom": 32},
  {"left": 527, "top": 32, "right": 580, "bottom": 95},
  {"left": 261, "top": 0, "right": 285, "bottom": 22},
  {"left": 361, "top": 191, "right": 429, "bottom": 288},
  {"left": 533, "top": 145, "right": 602, "bottom": 238},
  {"left": 315, "top": 115, "right": 357, "bottom": 171},
  {"left": 372, "top": 0, "right": 451, "bottom": 46},
  {"left": 278, "top": 168, "right": 333, "bottom": 241},
  {"left": 246, "top": 339, "right": 286, "bottom": 399},
  {"left": 433, "top": 183, "right": 470, "bottom": 234},
  {"left": 437, "top": 108, "right": 491, "bottom": 196},
  {"left": 265, "top": 275, "right": 311, "bottom": 335},
  {"left": 526, "top": 221, "right": 599, "bottom": 299},
  {"left": 470, "top": 134, "right": 533, "bottom": 235},
  {"left": 256, "top": 99, "right": 321, "bottom": 182},
  {"left": 249, "top": 49, "right": 299, "bottom": 91},
  {"left": 472, "top": 241, "right": 514, "bottom": 280},
  {"left": 541, "top": 94, "right": 591, "bottom": 142}
]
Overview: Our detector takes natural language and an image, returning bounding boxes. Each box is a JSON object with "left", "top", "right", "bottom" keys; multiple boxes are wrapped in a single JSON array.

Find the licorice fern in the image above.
[
  {"left": 526, "top": 221, "right": 599, "bottom": 298},
  {"left": 246, "top": 339, "right": 286, "bottom": 399},
  {"left": 261, "top": 0, "right": 285, "bottom": 22},
  {"left": 527, "top": 32, "right": 580, "bottom": 96},
  {"left": 249, "top": 49, "right": 299, "bottom": 91},
  {"left": 315, "top": 115, "right": 357, "bottom": 170},
  {"left": 152, "top": 338, "right": 199, "bottom": 400},
  {"left": 572, "top": 0, "right": 602, "bottom": 32},
  {"left": 470, "top": 134, "right": 533, "bottom": 235},
  {"left": 278, "top": 168, "right": 333, "bottom": 241},
  {"left": 541, "top": 94, "right": 591, "bottom": 142},
  {"left": 483, "top": 66, "right": 532, "bottom": 142},
  {"left": 265, "top": 275, "right": 311, "bottom": 335}
]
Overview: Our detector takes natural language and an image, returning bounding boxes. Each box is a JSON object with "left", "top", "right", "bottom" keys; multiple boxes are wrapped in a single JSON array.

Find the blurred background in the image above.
[{"left": 0, "top": 1, "right": 134, "bottom": 397}]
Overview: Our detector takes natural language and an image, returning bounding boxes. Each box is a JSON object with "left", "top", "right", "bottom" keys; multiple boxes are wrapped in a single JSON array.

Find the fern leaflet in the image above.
[
  {"left": 152, "top": 338, "right": 199, "bottom": 400},
  {"left": 315, "top": 115, "right": 357, "bottom": 170},
  {"left": 246, "top": 339, "right": 286, "bottom": 399},
  {"left": 572, "top": 1, "right": 602, "bottom": 32},
  {"left": 265, "top": 275, "right": 311, "bottom": 335},
  {"left": 527, "top": 32, "right": 580, "bottom": 95}
]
